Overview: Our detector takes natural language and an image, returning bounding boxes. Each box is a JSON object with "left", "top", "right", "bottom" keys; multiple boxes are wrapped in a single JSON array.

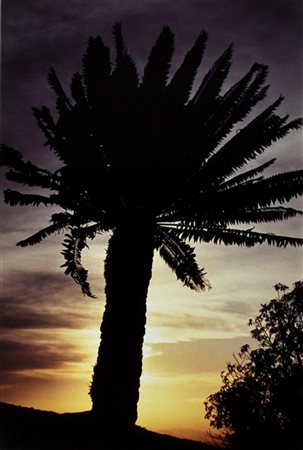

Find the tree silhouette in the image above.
[
  {"left": 204, "top": 281, "right": 303, "bottom": 450},
  {"left": 1, "top": 24, "right": 303, "bottom": 428}
]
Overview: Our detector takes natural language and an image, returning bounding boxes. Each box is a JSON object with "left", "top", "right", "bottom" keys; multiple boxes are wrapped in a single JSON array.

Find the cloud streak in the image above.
[
  {"left": 0, "top": 269, "right": 103, "bottom": 397},
  {"left": 143, "top": 337, "right": 253, "bottom": 375},
  {"left": 0, "top": 302, "right": 89, "bottom": 330},
  {"left": 0, "top": 339, "right": 86, "bottom": 372}
]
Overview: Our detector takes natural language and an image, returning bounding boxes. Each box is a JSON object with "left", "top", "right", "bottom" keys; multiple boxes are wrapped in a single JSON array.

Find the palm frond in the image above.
[
  {"left": 16, "top": 211, "right": 73, "bottom": 248},
  {"left": 187, "top": 65, "right": 269, "bottom": 166},
  {"left": 199, "top": 100, "right": 302, "bottom": 185},
  {"left": 216, "top": 170, "right": 303, "bottom": 210},
  {"left": 155, "top": 226, "right": 210, "bottom": 290},
  {"left": 1, "top": 146, "right": 59, "bottom": 190},
  {"left": 206, "top": 64, "right": 269, "bottom": 149},
  {"left": 4, "top": 189, "right": 58, "bottom": 207},
  {"left": 226, "top": 207, "right": 303, "bottom": 225},
  {"left": 70, "top": 72, "right": 87, "bottom": 105},
  {"left": 51, "top": 211, "right": 74, "bottom": 225},
  {"left": 157, "top": 202, "right": 303, "bottom": 229},
  {"left": 165, "top": 30, "right": 207, "bottom": 106},
  {"left": 228, "top": 63, "right": 269, "bottom": 121},
  {"left": 166, "top": 224, "right": 303, "bottom": 248},
  {"left": 206, "top": 207, "right": 302, "bottom": 226},
  {"left": 112, "top": 22, "right": 125, "bottom": 65},
  {"left": 5, "top": 169, "right": 59, "bottom": 190},
  {"left": 16, "top": 223, "right": 64, "bottom": 247},
  {"left": 82, "top": 36, "right": 111, "bottom": 105},
  {"left": 181, "top": 170, "right": 303, "bottom": 225},
  {"left": 189, "top": 44, "right": 233, "bottom": 112},
  {"left": 222, "top": 63, "right": 267, "bottom": 105},
  {"left": 0, "top": 145, "right": 24, "bottom": 170},
  {"left": 112, "top": 23, "right": 139, "bottom": 90},
  {"left": 48, "top": 67, "right": 72, "bottom": 111},
  {"left": 60, "top": 230, "right": 96, "bottom": 297},
  {"left": 32, "top": 106, "right": 56, "bottom": 147},
  {"left": 219, "top": 159, "right": 276, "bottom": 190},
  {"left": 141, "top": 26, "right": 175, "bottom": 98}
]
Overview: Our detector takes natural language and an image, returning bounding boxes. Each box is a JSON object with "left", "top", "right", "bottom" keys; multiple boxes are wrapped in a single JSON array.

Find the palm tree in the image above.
[{"left": 1, "top": 24, "right": 302, "bottom": 428}]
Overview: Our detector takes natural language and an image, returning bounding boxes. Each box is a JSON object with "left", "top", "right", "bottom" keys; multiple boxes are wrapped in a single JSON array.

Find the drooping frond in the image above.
[
  {"left": 141, "top": 26, "right": 175, "bottom": 98},
  {"left": 16, "top": 211, "right": 74, "bottom": 247},
  {"left": 60, "top": 230, "right": 96, "bottom": 297},
  {"left": 82, "top": 36, "right": 111, "bottom": 105},
  {"left": 166, "top": 224, "right": 303, "bottom": 248},
  {"left": 0, "top": 145, "right": 59, "bottom": 190},
  {"left": 155, "top": 226, "right": 210, "bottom": 290},
  {"left": 219, "top": 159, "right": 276, "bottom": 190},
  {"left": 0, "top": 145, "right": 24, "bottom": 170},
  {"left": 4, "top": 189, "right": 58, "bottom": 207},
  {"left": 16, "top": 223, "right": 64, "bottom": 247},
  {"left": 165, "top": 30, "right": 207, "bottom": 107},
  {"left": 5, "top": 168, "right": 58, "bottom": 190}
]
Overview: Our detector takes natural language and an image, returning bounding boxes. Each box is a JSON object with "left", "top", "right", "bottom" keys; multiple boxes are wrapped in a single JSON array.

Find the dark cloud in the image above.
[
  {"left": 0, "top": 338, "right": 90, "bottom": 410},
  {"left": 0, "top": 339, "right": 86, "bottom": 372},
  {"left": 0, "top": 270, "right": 104, "bottom": 330},
  {"left": 3, "top": 267, "right": 104, "bottom": 302},
  {"left": 0, "top": 302, "right": 88, "bottom": 330},
  {"left": 2, "top": 270, "right": 85, "bottom": 305},
  {"left": 0, "top": 268, "right": 103, "bottom": 391}
]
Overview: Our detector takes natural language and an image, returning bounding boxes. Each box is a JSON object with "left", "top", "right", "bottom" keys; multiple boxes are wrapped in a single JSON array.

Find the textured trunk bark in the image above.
[{"left": 90, "top": 217, "right": 154, "bottom": 428}]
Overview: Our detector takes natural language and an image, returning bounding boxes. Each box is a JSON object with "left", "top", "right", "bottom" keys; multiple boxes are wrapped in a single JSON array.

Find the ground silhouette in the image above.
[{"left": 0, "top": 403, "right": 215, "bottom": 450}]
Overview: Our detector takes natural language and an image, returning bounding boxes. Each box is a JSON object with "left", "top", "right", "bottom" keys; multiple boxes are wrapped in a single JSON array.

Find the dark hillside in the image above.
[{"left": 0, "top": 403, "right": 215, "bottom": 450}]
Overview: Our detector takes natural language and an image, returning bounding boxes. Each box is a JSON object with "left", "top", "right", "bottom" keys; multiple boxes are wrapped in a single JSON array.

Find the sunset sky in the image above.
[{"left": 1, "top": 0, "right": 302, "bottom": 442}]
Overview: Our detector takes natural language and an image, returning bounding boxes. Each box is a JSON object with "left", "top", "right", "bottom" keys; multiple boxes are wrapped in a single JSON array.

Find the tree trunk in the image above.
[{"left": 90, "top": 216, "right": 154, "bottom": 428}]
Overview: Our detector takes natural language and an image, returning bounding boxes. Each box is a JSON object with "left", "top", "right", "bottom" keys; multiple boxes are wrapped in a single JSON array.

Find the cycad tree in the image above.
[{"left": 1, "top": 24, "right": 302, "bottom": 427}]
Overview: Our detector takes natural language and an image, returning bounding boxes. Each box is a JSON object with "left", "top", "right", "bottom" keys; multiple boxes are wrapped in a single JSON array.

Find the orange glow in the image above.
[{"left": 1, "top": 229, "right": 302, "bottom": 441}]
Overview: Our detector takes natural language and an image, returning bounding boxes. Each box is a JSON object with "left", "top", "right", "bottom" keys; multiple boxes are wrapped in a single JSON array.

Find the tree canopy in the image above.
[
  {"left": 1, "top": 24, "right": 303, "bottom": 298},
  {"left": 204, "top": 281, "right": 303, "bottom": 450}
]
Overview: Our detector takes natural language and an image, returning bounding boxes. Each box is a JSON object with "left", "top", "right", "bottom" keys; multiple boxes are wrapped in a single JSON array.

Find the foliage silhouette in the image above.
[
  {"left": 1, "top": 24, "right": 303, "bottom": 427},
  {"left": 204, "top": 281, "right": 303, "bottom": 450}
]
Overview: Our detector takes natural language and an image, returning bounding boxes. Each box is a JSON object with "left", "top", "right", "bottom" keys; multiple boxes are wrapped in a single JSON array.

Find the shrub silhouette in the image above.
[
  {"left": 205, "top": 281, "right": 303, "bottom": 450},
  {"left": 1, "top": 24, "right": 303, "bottom": 427}
]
